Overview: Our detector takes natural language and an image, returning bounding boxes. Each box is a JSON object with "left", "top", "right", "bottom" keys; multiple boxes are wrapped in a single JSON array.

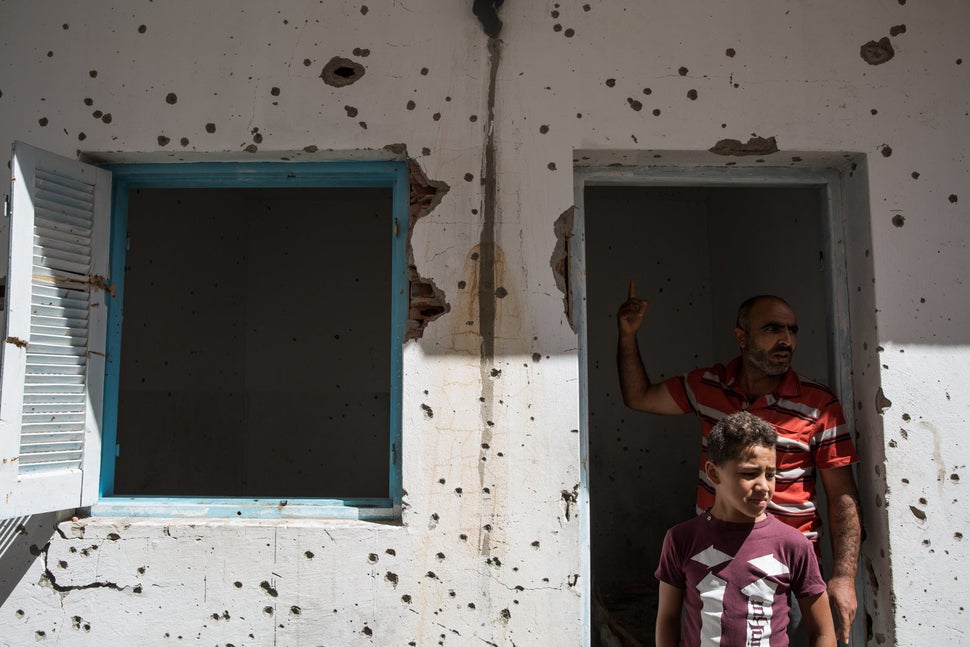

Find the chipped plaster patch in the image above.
[{"left": 709, "top": 136, "right": 779, "bottom": 157}]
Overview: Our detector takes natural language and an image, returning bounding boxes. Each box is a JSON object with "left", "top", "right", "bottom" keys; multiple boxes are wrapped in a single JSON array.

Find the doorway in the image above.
[{"left": 576, "top": 171, "right": 853, "bottom": 645}]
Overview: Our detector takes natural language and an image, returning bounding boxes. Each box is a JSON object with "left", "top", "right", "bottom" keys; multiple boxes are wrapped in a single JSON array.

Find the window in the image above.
[{"left": 0, "top": 143, "right": 407, "bottom": 519}]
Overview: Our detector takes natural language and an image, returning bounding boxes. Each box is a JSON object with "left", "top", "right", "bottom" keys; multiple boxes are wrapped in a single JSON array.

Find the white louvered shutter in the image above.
[{"left": 0, "top": 143, "right": 110, "bottom": 517}]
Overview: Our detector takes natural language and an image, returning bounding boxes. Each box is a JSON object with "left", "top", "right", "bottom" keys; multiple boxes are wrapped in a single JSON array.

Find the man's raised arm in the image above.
[{"left": 616, "top": 280, "right": 683, "bottom": 415}]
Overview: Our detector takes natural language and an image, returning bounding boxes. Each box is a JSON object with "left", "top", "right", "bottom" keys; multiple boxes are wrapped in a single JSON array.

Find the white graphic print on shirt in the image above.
[{"left": 691, "top": 545, "right": 789, "bottom": 646}]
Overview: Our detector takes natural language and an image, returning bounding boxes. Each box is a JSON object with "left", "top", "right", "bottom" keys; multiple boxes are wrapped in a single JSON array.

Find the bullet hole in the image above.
[
  {"left": 464, "top": 173, "right": 474, "bottom": 182},
  {"left": 531, "top": 352, "right": 542, "bottom": 363},
  {"left": 564, "top": 28, "right": 575, "bottom": 37},
  {"left": 352, "top": 47, "right": 371, "bottom": 57},
  {"left": 791, "top": 156, "right": 802, "bottom": 162},
  {"left": 320, "top": 57, "right": 366, "bottom": 87},
  {"left": 360, "top": 5, "right": 369, "bottom": 14},
  {"left": 36, "top": 631, "right": 46, "bottom": 638},
  {"left": 47, "top": 50, "right": 53, "bottom": 57},
  {"left": 687, "top": 89, "right": 698, "bottom": 100},
  {"left": 344, "top": 106, "right": 361, "bottom": 120},
  {"left": 401, "top": 594, "right": 411, "bottom": 603},
  {"left": 678, "top": 66, "right": 688, "bottom": 76},
  {"left": 133, "top": 584, "right": 143, "bottom": 594},
  {"left": 627, "top": 98, "right": 642, "bottom": 111},
  {"left": 957, "top": 58, "right": 963, "bottom": 65},
  {"left": 420, "top": 403, "right": 433, "bottom": 418},
  {"left": 890, "top": 24, "right": 906, "bottom": 37},
  {"left": 911, "top": 171, "right": 920, "bottom": 179},
  {"left": 38, "top": 117, "right": 48, "bottom": 127},
  {"left": 881, "top": 145, "right": 893, "bottom": 157},
  {"left": 553, "top": 23, "right": 562, "bottom": 32},
  {"left": 271, "top": 87, "right": 281, "bottom": 97},
  {"left": 180, "top": 137, "right": 189, "bottom": 147},
  {"left": 138, "top": 566, "right": 147, "bottom": 575},
  {"left": 57, "top": 560, "right": 68, "bottom": 569},
  {"left": 421, "top": 147, "right": 431, "bottom": 155},
  {"left": 368, "top": 553, "right": 379, "bottom": 563},
  {"left": 406, "top": 100, "right": 416, "bottom": 110},
  {"left": 459, "top": 534, "right": 468, "bottom": 541},
  {"left": 643, "top": 87, "right": 652, "bottom": 95},
  {"left": 605, "top": 78, "right": 616, "bottom": 88},
  {"left": 548, "top": 162, "right": 557, "bottom": 171},
  {"left": 500, "top": 608, "right": 511, "bottom": 620},
  {"left": 652, "top": 108, "right": 661, "bottom": 116},
  {"left": 89, "top": 70, "right": 97, "bottom": 77},
  {"left": 469, "top": 114, "right": 478, "bottom": 122},
  {"left": 244, "top": 144, "right": 258, "bottom": 153},
  {"left": 385, "top": 572, "right": 399, "bottom": 586},
  {"left": 951, "top": 474, "right": 960, "bottom": 482},
  {"left": 263, "top": 606, "right": 274, "bottom": 616},
  {"left": 709, "top": 136, "right": 779, "bottom": 157},
  {"left": 78, "top": 132, "right": 87, "bottom": 141},
  {"left": 303, "top": 145, "right": 318, "bottom": 153},
  {"left": 910, "top": 506, "right": 926, "bottom": 521},
  {"left": 531, "top": 540, "right": 540, "bottom": 548},
  {"left": 107, "top": 533, "right": 121, "bottom": 541},
  {"left": 726, "top": 48, "right": 736, "bottom": 57},
  {"left": 158, "top": 135, "right": 170, "bottom": 147},
  {"left": 860, "top": 37, "right": 895, "bottom": 65},
  {"left": 101, "top": 113, "right": 112, "bottom": 124},
  {"left": 902, "top": 413, "right": 911, "bottom": 421},
  {"left": 362, "top": 626, "right": 373, "bottom": 637},
  {"left": 260, "top": 581, "right": 279, "bottom": 597},
  {"left": 205, "top": 122, "right": 216, "bottom": 133},
  {"left": 138, "top": 24, "right": 147, "bottom": 33},
  {"left": 426, "top": 571, "right": 437, "bottom": 579},
  {"left": 551, "top": 9, "right": 560, "bottom": 18},
  {"left": 290, "top": 605, "right": 302, "bottom": 616},
  {"left": 458, "top": 280, "right": 467, "bottom": 289},
  {"left": 949, "top": 194, "right": 958, "bottom": 203},
  {"left": 420, "top": 67, "right": 429, "bottom": 76},
  {"left": 165, "top": 92, "right": 178, "bottom": 105},
  {"left": 495, "top": 287, "right": 508, "bottom": 298}
]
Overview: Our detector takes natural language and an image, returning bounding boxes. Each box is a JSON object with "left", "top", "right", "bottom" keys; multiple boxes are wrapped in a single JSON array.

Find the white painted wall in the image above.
[{"left": 0, "top": 1, "right": 968, "bottom": 645}]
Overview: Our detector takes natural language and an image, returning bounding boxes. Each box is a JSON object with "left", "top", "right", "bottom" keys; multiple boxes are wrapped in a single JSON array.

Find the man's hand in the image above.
[
  {"left": 617, "top": 279, "right": 649, "bottom": 336},
  {"left": 827, "top": 575, "right": 857, "bottom": 644}
]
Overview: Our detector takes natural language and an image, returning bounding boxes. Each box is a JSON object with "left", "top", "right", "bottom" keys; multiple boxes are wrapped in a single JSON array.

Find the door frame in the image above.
[{"left": 572, "top": 160, "right": 863, "bottom": 646}]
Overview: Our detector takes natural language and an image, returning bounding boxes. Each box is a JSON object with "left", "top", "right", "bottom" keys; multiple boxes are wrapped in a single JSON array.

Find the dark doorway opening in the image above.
[{"left": 584, "top": 185, "right": 836, "bottom": 645}]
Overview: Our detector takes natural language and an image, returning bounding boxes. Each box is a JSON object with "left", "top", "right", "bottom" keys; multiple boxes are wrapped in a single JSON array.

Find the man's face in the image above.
[
  {"left": 735, "top": 299, "right": 798, "bottom": 377},
  {"left": 707, "top": 444, "right": 777, "bottom": 523}
]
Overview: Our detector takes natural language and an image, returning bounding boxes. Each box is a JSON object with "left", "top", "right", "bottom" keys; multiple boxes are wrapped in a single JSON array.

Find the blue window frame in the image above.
[{"left": 92, "top": 161, "right": 408, "bottom": 519}]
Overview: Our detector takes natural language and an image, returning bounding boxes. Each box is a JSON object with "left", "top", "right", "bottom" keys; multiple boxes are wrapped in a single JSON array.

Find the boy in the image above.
[{"left": 655, "top": 411, "right": 836, "bottom": 646}]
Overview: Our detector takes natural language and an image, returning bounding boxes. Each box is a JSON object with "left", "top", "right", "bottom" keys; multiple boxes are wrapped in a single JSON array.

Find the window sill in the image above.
[{"left": 89, "top": 497, "right": 400, "bottom": 521}]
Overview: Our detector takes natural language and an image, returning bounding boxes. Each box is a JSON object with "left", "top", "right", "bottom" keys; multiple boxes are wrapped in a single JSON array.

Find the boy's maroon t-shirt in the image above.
[{"left": 656, "top": 513, "right": 826, "bottom": 646}]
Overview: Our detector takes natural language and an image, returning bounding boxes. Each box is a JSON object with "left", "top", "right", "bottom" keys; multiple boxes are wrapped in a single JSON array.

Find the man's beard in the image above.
[{"left": 743, "top": 342, "right": 791, "bottom": 376}]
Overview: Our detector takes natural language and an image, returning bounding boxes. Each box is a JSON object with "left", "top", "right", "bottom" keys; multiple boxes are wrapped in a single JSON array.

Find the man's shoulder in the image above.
[{"left": 785, "top": 370, "right": 842, "bottom": 407}]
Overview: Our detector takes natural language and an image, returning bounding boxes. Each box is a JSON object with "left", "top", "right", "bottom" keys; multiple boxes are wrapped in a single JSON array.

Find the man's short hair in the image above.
[
  {"left": 707, "top": 411, "right": 777, "bottom": 465},
  {"left": 735, "top": 294, "right": 792, "bottom": 331}
]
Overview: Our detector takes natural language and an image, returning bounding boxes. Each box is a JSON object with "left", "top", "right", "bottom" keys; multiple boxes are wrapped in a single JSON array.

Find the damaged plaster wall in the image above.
[{"left": 0, "top": 1, "right": 968, "bottom": 645}]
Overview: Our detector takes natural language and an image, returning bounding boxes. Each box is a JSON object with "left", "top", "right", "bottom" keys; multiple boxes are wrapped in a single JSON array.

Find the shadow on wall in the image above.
[{"left": 0, "top": 512, "right": 64, "bottom": 606}]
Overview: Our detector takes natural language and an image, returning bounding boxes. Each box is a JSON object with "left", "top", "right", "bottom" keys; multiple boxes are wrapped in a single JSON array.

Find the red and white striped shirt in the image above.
[{"left": 664, "top": 357, "right": 859, "bottom": 542}]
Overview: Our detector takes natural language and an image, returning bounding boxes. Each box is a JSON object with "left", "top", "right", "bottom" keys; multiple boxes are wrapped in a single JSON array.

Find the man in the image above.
[{"left": 617, "top": 282, "right": 861, "bottom": 644}]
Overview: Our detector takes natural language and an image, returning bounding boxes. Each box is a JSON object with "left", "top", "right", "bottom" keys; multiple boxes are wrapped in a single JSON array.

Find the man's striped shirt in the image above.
[{"left": 664, "top": 357, "right": 859, "bottom": 541}]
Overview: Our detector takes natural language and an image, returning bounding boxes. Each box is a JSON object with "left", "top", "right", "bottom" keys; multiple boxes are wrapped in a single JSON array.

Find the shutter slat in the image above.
[
  {"left": 23, "top": 393, "right": 86, "bottom": 405},
  {"left": 34, "top": 242, "right": 91, "bottom": 267},
  {"left": 35, "top": 216, "right": 93, "bottom": 241},
  {"left": 23, "top": 374, "right": 86, "bottom": 386},
  {"left": 35, "top": 167, "right": 96, "bottom": 196},
  {"left": 34, "top": 208, "right": 91, "bottom": 236},
  {"left": 34, "top": 255, "right": 91, "bottom": 276},
  {"left": 33, "top": 226, "right": 92, "bottom": 249},
  {"left": 35, "top": 174, "right": 95, "bottom": 203},
  {"left": 30, "top": 302, "right": 89, "bottom": 319}
]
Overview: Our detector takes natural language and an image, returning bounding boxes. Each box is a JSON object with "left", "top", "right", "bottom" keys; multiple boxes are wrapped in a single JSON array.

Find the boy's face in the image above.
[{"left": 706, "top": 444, "right": 776, "bottom": 523}]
